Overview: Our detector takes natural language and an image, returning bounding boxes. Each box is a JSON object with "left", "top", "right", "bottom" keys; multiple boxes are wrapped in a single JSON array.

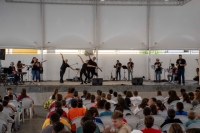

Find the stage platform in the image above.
[{"left": 0, "top": 80, "right": 199, "bottom": 105}]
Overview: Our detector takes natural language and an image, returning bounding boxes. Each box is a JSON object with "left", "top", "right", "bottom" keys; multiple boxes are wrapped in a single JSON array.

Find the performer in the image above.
[
  {"left": 193, "top": 68, "right": 199, "bottom": 83},
  {"left": 77, "top": 55, "right": 100, "bottom": 84},
  {"left": 115, "top": 60, "right": 122, "bottom": 81},
  {"left": 8, "top": 62, "right": 18, "bottom": 85},
  {"left": 60, "top": 53, "right": 75, "bottom": 83},
  {"left": 127, "top": 58, "right": 134, "bottom": 81},
  {"left": 154, "top": 58, "right": 162, "bottom": 83},
  {"left": 167, "top": 63, "right": 177, "bottom": 83},
  {"left": 31, "top": 57, "right": 40, "bottom": 85},
  {"left": 16, "top": 60, "right": 26, "bottom": 81},
  {"left": 87, "top": 53, "right": 102, "bottom": 83},
  {"left": 176, "top": 54, "right": 187, "bottom": 85}
]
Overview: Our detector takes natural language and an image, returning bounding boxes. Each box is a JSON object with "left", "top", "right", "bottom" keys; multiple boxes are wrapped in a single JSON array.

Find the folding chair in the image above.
[
  {"left": 162, "top": 123, "right": 185, "bottom": 133},
  {"left": 183, "top": 103, "right": 192, "bottom": 112},
  {"left": 175, "top": 115, "right": 189, "bottom": 123},
  {"left": 186, "top": 122, "right": 200, "bottom": 130},
  {"left": 137, "top": 124, "right": 160, "bottom": 130},
  {"left": 124, "top": 115, "right": 139, "bottom": 129},
  {"left": 194, "top": 106, "right": 200, "bottom": 114},
  {"left": 152, "top": 115, "right": 165, "bottom": 126},
  {"left": 85, "top": 103, "right": 94, "bottom": 109},
  {"left": 21, "top": 98, "right": 33, "bottom": 122},
  {"left": 0, "top": 118, "right": 12, "bottom": 133},
  {"left": 155, "top": 96, "right": 165, "bottom": 101},
  {"left": 158, "top": 110, "right": 168, "bottom": 118},
  {"left": 135, "top": 110, "right": 143, "bottom": 119},
  {"left": 64, "top": 125, "right": 71, "bottom": 132},
  {"left": 131, "top": 99, "right": 141, "bottom": 105},
  {"left": 123, "top": 109, "right": 133, "bottom": 115},
  {"left": 100, "top": 116, "right": 112, "bottom": 127},
  {"left": 71, "top": 116, "right": 83, "bottom": 130},
  {"left": 95, "top": 122, "right": 105, "bottom": 133},
  {"left": 83, "top": 100, "right": 90, "bottom": 105}
]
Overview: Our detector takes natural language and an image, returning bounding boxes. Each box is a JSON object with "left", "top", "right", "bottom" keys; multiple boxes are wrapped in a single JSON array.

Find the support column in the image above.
[
  {"left": 199, "top": 49, "right": 200, "bottom": 85},
  {"left": 147, "top": 0, "right": 151, "bottom": 80},
  {"left": 40, "top": 1, "right": 45, "bottom": 62},
  {"left": 40, "top": 1, "right": 45, "bottom": 80},
  {"left": 94, "top": 0, "right": 99, "bottom": 73}
]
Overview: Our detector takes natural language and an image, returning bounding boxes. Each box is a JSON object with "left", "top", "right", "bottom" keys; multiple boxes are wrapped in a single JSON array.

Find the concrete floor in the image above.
[{"left": 18, "top": 106, "right": 46, "bottom": 133}]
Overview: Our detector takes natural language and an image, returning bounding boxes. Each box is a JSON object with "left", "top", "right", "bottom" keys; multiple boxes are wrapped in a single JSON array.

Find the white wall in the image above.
[
  {"left": 0, "top": 0, "right": 41, "bottom": 48},
  {"left": 150, "top": 0, "right": 200, "bottom": 50},
  {"left": 1, "top": 53, "right": 198, "bottom": 81}
]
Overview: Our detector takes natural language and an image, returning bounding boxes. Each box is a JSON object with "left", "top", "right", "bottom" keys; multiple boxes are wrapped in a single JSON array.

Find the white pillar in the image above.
[
  {"left": 199, "top": 49, "right": 200, "bottom": 85},
  {"left": 147, "top": 1, "right": 151, "bottom": 80}
]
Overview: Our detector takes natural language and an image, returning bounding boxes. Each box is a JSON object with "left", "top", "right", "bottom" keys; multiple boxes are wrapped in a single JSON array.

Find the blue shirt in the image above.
[
  {"left": 175, "top": 111, "right": 188, "bottom": 116},
  {"left": 99, "top": 111, "right": 113, "bottom": 117},
  {"left": 184, "top": 120, "right": 200, "bottom": 127},
  {"left": 93, "top": 118, "right": 103, "bottom": 124}
]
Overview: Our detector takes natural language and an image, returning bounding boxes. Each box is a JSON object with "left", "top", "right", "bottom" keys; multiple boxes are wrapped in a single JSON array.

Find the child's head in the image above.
[
  {"left": 109, "top": 89, "right": 113, "bottom": 95},
  {"left": 188, "top": 111, "right": 196, "bottom": 120},
  {"left": 176, "top": 102, "right": 184, "bottom": 111}
]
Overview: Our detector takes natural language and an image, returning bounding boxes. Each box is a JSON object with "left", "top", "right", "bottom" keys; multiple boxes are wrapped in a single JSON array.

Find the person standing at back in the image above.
[
  {"left": 127, "top": 58, "right": 134, "bottom": 81},
  {"left": 176, "top": 55, "right": 187, "bottom": 85},
  {"left": 115, "top": 60, "right": 122, "bottom": 81}
]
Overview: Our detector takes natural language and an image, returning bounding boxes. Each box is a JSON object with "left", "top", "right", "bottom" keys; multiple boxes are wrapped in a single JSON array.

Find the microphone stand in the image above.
[{"left": 67, "top": 63, "right": 78, "bottom": 81}]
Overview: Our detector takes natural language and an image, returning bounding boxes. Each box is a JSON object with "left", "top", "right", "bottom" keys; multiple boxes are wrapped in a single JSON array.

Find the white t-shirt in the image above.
[
  {"left": 62, "top": 107, "right": 69, "bottom": 114},
  {"left": 106, "top": 99, "right": 117, "bottom": 104},
  {"left": 130, "top": 96, "right": 142, "bottom": 101}
]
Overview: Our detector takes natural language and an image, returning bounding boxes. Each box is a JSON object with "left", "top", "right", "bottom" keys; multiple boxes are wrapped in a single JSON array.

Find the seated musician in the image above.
[
  {"left": 167, "top": 63, "right": 177, "bottom": 83},
  {"left": 8, "top": 62, "right": 18, "bottom": 84},
  {"left": 193, "top": 68, "right": 199, "bottom": 83}
]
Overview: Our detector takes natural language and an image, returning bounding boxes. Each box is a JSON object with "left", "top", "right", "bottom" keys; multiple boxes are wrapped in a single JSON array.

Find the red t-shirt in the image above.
[
  {"left": 47, "top": 110, "right": 67, "bottom": 118},
  {"left": 141, "top": 128, "right": 161, "bottom": 133},
  {"left": 49, "top": 101, "right": 56, "bottom": 111}
]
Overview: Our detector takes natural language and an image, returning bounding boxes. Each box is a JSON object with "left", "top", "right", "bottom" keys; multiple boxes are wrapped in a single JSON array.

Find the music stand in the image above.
[{"left": 122, "top": 65, "right": 127, "bottom": 81}]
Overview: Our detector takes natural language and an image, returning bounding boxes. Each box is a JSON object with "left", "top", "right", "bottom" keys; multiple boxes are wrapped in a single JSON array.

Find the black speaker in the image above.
[
  {"left": 92, "top": 78, "right": 103, "bottom": 86},
  {"left": 132, "top": 77, "right": 143, "bottom": 85},
  {"left": 0, "top": 49, "right": 5, "bottom": 60}
]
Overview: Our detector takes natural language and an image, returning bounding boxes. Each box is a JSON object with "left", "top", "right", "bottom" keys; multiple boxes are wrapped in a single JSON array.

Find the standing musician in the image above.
[
  {"left": 31, "top": 57, "right": 40, "bottom": 85},
  {"left": 176, "top": 54, "right": 187, "bottom": 85},
  {"left": 17, "top": 60, "right": 26, "bottom": 81},
  {"left": 167, "top": 63, "right": 177, "bottom": 83},
  {"left": 154, "top": 58, "right": 162, "bottom": 83},
  {"left": 127, "top": 58, "right": 134, "bottom": 81},
  {"left": 60, "top": 53, "right": 75, "bottom": 83},
  {"left": 87, "top": 53, "right": 102, "bottom": 83},
  {"left": 115, "top": 60, "right": 122, "bottom": 81},
  {"left": 8, "top": 62, "right": 18, "bottom": 85},
  {"left": 77, "top": 55, "right": 100, "bottom": 84}
]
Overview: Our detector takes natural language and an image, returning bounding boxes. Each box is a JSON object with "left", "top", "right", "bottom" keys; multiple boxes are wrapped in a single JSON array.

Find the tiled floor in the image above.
[{"left": 18, "top": 106, "right": 46, "bottom": 133}]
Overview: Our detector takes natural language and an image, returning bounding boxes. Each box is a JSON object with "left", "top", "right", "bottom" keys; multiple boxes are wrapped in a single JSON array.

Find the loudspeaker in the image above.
[
  {"left": 0, "top": 49, "right": 5, "bottom": 60},
  {"left": 132, "top": 77, "right": 143, "bottom": 85},
  {"left": 92, "top": 78, "right": 103, "bottom": 86}
]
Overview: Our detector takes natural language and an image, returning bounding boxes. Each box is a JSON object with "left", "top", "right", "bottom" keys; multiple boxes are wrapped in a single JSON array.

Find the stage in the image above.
[{"left": 0, "top": 80, "right": 199, "bottom": 105}]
